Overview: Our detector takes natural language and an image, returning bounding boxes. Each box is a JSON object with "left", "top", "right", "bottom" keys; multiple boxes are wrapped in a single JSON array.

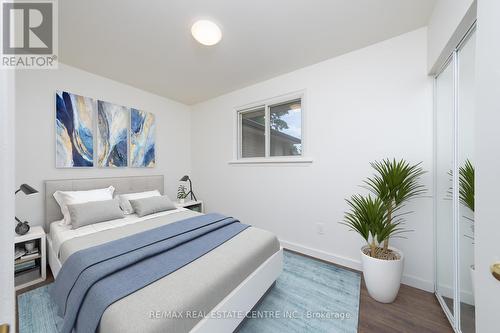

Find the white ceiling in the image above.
[{"left": 59, "top": 0, "right": 436, "bottom": 105}]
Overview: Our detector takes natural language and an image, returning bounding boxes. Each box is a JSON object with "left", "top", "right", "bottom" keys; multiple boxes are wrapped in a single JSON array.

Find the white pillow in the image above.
[
  {"left": 53, "top": 186, "right": 115, "bottom": 225},
  {"left": 118, "top": 190, "right": 161, "bottom": 214}
]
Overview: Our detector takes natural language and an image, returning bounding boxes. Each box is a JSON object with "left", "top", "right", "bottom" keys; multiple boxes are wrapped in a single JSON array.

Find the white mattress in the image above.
[{"left": 49, "top": 207, "right": 189, "bottom": 257}]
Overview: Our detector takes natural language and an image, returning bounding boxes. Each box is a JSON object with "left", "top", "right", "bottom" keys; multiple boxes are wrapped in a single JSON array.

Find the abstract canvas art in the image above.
[
  {"left": 56, "top": 91, "right": 95, "bottom": 167},
  {"left": 130, "top": 109, "right": 156, "bottom": 167},
  {"left": 97, "top": 100, "right": 129, "bottom": 167}
]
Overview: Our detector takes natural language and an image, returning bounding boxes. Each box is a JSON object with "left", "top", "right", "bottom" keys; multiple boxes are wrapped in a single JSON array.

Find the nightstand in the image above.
[
  {"left": 14, "top": 226, "right": 46, "bottom": 290},
  {"left": 176, "top": 200, "right": 204, "bottom": 213}
]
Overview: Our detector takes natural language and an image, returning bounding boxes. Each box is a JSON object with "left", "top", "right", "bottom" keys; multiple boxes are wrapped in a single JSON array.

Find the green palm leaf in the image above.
[
  {"left": 459, "top": 159, "right": 474, "bottom": 212},
  {"left": 363, "top": 158, "right": 426, "bottom": 251},
  {"left": 341, "top": 194, "right": 410, "bottom": 257},
  {"left": 364, "top": 158, "right": 426, "bottom": 205}
]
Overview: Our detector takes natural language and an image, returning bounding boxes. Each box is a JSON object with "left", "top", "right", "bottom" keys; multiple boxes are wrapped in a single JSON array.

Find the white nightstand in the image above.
[
  {"left": 14, "top": 226, "right": 46, "bottom": 291},
  {"left": 176, "top": 200, "right": 204, "bottom": 213}
]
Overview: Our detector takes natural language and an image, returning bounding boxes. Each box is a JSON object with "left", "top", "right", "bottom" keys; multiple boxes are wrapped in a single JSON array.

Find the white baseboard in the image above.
[
  {"left": 401, "top": 274, "right": 434, "bottom": 292},
  {"left": 279, "top": 239, "right": 434, "bottom": 293},
  {"left": 280, "top": 239, "right": 362, "bottom": 271}
]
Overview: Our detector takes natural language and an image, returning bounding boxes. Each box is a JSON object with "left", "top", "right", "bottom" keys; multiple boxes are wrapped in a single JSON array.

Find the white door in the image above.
[
  {"left": 0, "top": 70, "right": 16, "bottom": 330},
  {"left": 475, "top": 0, "right": 500, "bottom": 332}
]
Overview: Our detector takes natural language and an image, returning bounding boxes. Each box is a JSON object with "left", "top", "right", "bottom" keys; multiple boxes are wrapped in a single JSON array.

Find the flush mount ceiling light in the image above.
[{"left": 191, "top": 20, "right": 222, "bottom": 46}]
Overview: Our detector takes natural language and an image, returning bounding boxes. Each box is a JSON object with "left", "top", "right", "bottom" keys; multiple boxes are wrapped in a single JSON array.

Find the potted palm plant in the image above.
[
  {"left": 342, "top": 194, "right": 407, "bottom": 303},
  {"left": 458, "top": 159, "right": 475, "bottom": 290},
  {"left": 448, "top": 159, "right": 475, "bottom": 290},
  {"left": 342, "top": 159, "right": 426, "bottom": 303}
]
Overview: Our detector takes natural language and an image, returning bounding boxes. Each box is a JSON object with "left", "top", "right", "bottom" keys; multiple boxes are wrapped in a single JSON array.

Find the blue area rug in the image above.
[
  {"left": 18, "top": 285, "right": 59, "bottom": 333},
  {"left": 18, "top": 250, "right": 360, "bottom": 333},
  {"left": 237, "top": 250, "right": 360, "bottom": 333}
]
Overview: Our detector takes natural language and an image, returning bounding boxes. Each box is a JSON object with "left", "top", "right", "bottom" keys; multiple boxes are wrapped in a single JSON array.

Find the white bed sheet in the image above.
[{"left": 49, "top": 207, "right": 188, "bottom": 257}]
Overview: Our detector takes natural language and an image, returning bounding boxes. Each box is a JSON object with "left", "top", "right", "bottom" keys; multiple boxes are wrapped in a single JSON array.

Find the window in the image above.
[
  {"left": 269, "top": 100, "right": 302, "bottom": 156},
  {"left": 237, "top": 95, "right": 303, "bottom": 160},
  {"left": 241, "top": 107, "right": 266, "bottom": 158}
]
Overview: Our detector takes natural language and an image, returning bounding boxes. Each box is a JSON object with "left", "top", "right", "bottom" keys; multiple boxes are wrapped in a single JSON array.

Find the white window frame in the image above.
[{"left": 230, "top": 91, "right": 312, "bottom": 164}]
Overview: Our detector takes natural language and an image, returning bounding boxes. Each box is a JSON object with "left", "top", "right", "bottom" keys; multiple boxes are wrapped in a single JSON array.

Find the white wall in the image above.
[
  {"left": 474, "top": 0, "right": 500, "bottom": 330},
  {"left": 0, "top": 70, "right": 16, "bottom": 330},
  {"left": 15, "top": 64, "right": 192, "bottom": 227},
  {"left": 191, "top": 28, "right": 434, "bottom": 290},
  {"left": 427, "top": 0, "right": 476, "bottom": 73}
]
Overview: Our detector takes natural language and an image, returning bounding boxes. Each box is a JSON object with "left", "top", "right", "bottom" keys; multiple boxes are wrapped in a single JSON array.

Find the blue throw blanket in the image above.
[{"left": 51, "top": 213, "right": 249, "bottom": 333}]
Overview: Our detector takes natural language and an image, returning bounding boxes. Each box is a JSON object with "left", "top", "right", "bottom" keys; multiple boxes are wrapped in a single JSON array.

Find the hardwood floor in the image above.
[
  {"left": 444, "top": 296, "right": 476, "bottom": 333},
  {"left": 17, "top": 257, "right": 453, "bottom": 333},
  {"left": 359, "top": 278, "right": 453, "bottom": 332}
]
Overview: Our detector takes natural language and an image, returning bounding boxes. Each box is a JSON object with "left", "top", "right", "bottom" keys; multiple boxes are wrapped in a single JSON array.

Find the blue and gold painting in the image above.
[
  {"left": 56, "top": 91, "right": 95, "bottom": 167},
  {"left": 97, "top": 101, "right": 129, "bottom": 167},
  {"left": 130, "top": 109, "right": 156, "bottom": 167}
]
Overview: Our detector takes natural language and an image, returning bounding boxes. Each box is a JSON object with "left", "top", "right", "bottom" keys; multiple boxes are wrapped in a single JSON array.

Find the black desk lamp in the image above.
[
  {"left": 15, "top": 184, "right": 38, "bottom": 235},
  {"left": 179, "top": 175, "right": 197, "bottom": 201}
]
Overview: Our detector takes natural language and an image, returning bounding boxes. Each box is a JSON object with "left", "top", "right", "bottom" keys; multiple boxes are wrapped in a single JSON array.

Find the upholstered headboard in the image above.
[{"left": 44, "top": 175, "right": 164, "bottom": 231}]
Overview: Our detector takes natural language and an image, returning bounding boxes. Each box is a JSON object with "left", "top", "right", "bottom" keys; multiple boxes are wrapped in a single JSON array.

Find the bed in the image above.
[{"left": 44, "top": 175, "right": 282, "bottom": 333}]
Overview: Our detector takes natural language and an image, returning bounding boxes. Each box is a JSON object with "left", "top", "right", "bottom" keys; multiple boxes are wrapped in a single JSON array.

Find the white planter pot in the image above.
[
  {"left": 360, "top": 246, "right": 404, "bottom": 303},
  {"left": 178, "top": 198, "right": 185, "bottom": 204}
]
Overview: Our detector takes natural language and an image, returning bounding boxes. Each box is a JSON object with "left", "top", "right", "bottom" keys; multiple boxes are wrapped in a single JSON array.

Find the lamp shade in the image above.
[
  {"left": 179, "top": 175, "right": 190, "bottom": 182},
  {"left": 18, "top": 184, "right": 38, "bottom": 195}
]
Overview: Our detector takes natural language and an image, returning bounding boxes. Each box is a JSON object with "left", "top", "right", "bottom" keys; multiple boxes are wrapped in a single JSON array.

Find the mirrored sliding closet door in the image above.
[
  {"left": 434, "top": 25, "right": 475, "bottom": 333},
  {"left": 435, "top": 52, "right": 455, "bottom": 320}
]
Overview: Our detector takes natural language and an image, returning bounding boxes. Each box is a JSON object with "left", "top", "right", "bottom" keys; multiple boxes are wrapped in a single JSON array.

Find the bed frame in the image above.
[{"left": 44, "top": 175, "right": 283, "bottom": 333}]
